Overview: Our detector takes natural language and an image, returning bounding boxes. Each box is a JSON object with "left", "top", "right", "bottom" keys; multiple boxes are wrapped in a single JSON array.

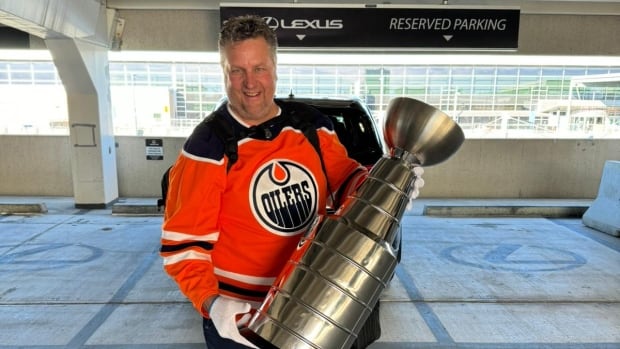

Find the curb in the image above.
[
  {"left": 423, "top": 205, "right": 589, "bottom": 217},
  {"left": 112, "top": 203, "right": 163, "bottom": 216},
  {"left": 0, "top": 203, "right": 48, "bottom": 214}
]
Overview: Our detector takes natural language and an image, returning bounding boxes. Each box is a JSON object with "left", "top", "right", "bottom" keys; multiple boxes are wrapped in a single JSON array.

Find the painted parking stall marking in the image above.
[{"left": 440, "top": 243, "right": 587, "bottom": 272}]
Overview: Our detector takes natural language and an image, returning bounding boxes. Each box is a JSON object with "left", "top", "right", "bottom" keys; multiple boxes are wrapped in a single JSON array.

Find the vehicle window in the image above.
[{"left": 316, "top": 106, "right": 384, "bottom": 166}]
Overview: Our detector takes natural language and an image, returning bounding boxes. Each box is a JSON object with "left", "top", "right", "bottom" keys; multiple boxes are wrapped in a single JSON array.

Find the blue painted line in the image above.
[
  {"left": 1, "top": 342, "right": 617, "bottom": 349},
  {"left": 65, "top": 247, "right": 160, "bottom": 348},
  {"left": 394, "top": 265, "right": 454, "bottom": 344},
  {"left": 2, "top": 345, "right": 294, "bottom": 349},
  {"left": 550, "top": 219, "right": 620, "bottom": 253},
  {"left": 86, "top": 345, "right": 205, "bottom": 349},
  {"left": 368, "top": 343, "right": 620, "bottom": 349}
]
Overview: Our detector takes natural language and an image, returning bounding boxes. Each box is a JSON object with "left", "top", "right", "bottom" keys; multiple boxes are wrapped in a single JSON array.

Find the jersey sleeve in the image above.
[
  {"left": 316, "top": 119, "right": 369, "bottom": 199},
  {"left": 160, "top": 120, "right": 229, "bottom": 317}
]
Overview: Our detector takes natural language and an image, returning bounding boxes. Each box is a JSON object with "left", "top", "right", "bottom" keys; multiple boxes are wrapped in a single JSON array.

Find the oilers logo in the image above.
[{"left": 250, "top": 160, "right": 318, "bottom": 236}]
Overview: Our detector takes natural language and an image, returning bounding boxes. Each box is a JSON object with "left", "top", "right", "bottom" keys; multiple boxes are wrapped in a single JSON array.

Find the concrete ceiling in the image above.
[
  {"left": 0, "top": 0, "right": 109, "bottom": 45},
  {"left": 106, "top": 0, "right": 620, "bottom": 15}
]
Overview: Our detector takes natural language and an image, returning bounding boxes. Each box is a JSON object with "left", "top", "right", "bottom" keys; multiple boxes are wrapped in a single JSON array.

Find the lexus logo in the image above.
[{"left": 263, "top": 16, "right": 344, "bottom": 30}]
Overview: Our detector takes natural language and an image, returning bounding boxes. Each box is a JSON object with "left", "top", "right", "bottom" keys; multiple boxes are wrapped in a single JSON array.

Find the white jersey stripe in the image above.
[
  {"left": 214, "top": 267, "right": 276, "bottom": 286},
  {"left": 162, "top": 230, "right": 219, "bottom": 242},
  {"left": 163, "top": 250, "right": 212, "bottom": 266}
]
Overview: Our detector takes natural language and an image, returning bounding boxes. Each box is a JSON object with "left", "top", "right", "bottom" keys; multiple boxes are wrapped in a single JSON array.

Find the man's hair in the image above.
[{"left": 219, "top": 15, "right": 278, "bottom": 64}]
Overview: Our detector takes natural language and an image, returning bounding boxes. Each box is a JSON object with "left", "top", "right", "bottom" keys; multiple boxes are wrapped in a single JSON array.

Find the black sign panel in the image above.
[
  {"left": 145, "top": 138, "right": 163, "bottom": 160},
  {"left": 220, "top": 6, "right": 520, "bottom": 50}
]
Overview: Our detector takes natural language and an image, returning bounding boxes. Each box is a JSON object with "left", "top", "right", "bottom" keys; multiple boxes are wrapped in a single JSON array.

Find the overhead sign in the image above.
[{"left": 220, "top": 5, "right": 520, "bottom": 50}]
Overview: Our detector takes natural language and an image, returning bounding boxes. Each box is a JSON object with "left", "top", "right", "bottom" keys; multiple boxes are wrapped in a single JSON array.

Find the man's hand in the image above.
[
  {"left": 410, "top": 165, "right": 425, "bottom": 199},
  {"left": 207, "top": 296, "right": 258, "bottom": 348}
]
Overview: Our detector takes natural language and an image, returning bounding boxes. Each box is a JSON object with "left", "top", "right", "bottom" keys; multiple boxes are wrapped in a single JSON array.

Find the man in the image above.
[{"left": 161, "top": 15, "right": 420, "bottom": 348}]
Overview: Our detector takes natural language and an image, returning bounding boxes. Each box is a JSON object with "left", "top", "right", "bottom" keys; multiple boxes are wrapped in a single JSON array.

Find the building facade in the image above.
[{"left": 1, "top": 52, "right": 618, "bottom": 138}]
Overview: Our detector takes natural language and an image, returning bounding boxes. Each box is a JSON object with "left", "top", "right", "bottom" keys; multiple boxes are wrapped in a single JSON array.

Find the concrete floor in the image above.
[{"left": 0, "top": 197, "right": 618, "bottom": 349}]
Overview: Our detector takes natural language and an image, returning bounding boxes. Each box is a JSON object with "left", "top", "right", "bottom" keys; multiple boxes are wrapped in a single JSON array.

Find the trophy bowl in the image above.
[{"left": 384, "top": 97, "right": 464, "bottom": 166}]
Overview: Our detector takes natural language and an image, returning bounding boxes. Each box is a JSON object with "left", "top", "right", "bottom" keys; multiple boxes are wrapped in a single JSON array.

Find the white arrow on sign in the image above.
[
  {"left": 296, "top": 34, "right": 306, "bottom": 41},
  {"left": 443, "top": 35, "right": 453, "bottom": 42}
]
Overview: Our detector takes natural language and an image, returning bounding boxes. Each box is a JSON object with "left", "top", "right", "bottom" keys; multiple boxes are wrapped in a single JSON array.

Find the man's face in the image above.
[{"left": 222, "top": 37, "right": 278, "bottom": 125}]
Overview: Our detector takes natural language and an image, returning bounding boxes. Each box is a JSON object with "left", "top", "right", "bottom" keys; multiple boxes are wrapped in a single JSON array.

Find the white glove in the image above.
[
  {"left": 209, "top": 296, "right": 258, "bottom": 348},
  {"left": 410, "top": 165, "right": 425, "bottom": 200}
]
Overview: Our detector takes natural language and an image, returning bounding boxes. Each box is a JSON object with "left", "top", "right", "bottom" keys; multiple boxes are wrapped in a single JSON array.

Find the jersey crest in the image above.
[{"left": 250, "top": 159, "right": 318, "bottom": 236}]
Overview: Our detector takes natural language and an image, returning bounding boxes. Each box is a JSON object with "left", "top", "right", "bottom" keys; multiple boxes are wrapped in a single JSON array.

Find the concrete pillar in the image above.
[{"left": 45, "top": 38, "right": 118, "bottom": 208}]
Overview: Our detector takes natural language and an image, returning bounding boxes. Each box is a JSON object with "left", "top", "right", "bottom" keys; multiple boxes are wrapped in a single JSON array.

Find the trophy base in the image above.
[{"left": 239, "top": 327, "right": 279, "bottom": 349}]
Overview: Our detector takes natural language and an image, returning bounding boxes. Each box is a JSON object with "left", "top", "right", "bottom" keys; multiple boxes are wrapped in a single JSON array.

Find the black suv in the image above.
[{"left": 276, "top": 95, "right": 386, "bottom": 168}]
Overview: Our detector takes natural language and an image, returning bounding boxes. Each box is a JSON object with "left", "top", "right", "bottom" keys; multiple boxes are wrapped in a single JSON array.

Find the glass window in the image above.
[
  {"left": 0, "top": 54, "right": 618, "bottom": 138},
  {"left": 125, "top": 63, "right": 147, "bottom": 73},
  {"left": 9, "top": 62, "right": 30, "bottom": 70},
  {"left": 429, "top": 66, "right": 449, "bottom": 75},
  {"left": 32, "top": 62, "right": 55, "bottom": 71},
  {"left": 11, "top": 71, "right": 32, "bottom": 83},
  {"left": 34, "top": 71, "right": 57, "bottom": 83},
  {"left": 150, "top": 73, "right": 172, "bottom": 85},
  {"left": 131, "top": 73, "right": 149, "bottom": 85},
  {"left": 586, "top": 67, "right": 609, "bottom": 75},
  {"left": 337, "top": 66, "right": 360, "bottom": 75},
  {"left": 149, "top": 63, "right": 170, "bottom": 72},
  {"left": 564, "top": 67, "right": 586, "bottom": 77}
]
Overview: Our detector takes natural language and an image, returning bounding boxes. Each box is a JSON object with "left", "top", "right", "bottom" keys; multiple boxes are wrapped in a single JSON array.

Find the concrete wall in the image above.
[
  {"left": 422, "top": 139, "right": 620, "bottom": 198},
  {"left": 517, "top": 14, "right": 620, "bottom": 55},
  {"left": 114, "top": 136, "right": 181, "bottom": 197},
  {"left": 113, "top": 10, "right": 620, "bottom": 55},
  {"left": 0, "top": 135, "right": 74, "bottom": 196},
  {"left": 1, "top": 135, "right": 618, "bottom": 198}
]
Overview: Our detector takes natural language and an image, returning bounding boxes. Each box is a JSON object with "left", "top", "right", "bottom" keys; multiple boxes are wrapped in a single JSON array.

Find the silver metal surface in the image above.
[
  {"left": 384, "top": 97, "right": 465, "bottom": 166},
  {"left": 244, "top": 97, "right": 464, "bottom": 348}
]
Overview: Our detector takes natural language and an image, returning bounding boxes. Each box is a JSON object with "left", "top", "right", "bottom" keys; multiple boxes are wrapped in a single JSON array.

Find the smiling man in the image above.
[
  {"left": 160, "top": 15, "right": 372, "bottom": 349},
  {"left": 220, "top": 23, "right": 279, "bottom": 125}
]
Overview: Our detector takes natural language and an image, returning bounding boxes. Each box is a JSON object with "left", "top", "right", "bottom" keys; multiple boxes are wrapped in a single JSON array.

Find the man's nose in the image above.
[{"left": 244, "top": 71, "right": 257, "bottom": 87}]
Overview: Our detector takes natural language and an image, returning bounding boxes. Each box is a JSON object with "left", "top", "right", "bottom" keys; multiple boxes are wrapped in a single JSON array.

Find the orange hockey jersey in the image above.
[{"left": 160, "top": 100, "right": 366, "bottom": 317}]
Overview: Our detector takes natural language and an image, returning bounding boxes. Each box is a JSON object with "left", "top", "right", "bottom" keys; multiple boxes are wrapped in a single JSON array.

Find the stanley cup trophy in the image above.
[{"left": 241, "top": 97, "right": 465, "bottom": 348}]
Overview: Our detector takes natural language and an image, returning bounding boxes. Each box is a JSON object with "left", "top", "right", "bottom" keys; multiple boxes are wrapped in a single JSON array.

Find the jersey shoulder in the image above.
[
  {"left": 277, "top": 100, "right": 335, "bottom": 132},
  {"left": 183, "top": 107, "right": 234, "bottom": 160}
]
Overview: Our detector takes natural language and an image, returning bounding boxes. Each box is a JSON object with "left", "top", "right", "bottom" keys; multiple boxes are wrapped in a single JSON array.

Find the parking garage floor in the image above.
[{"left": 0, "top": 197, "right": 618, "bottom": 349}]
